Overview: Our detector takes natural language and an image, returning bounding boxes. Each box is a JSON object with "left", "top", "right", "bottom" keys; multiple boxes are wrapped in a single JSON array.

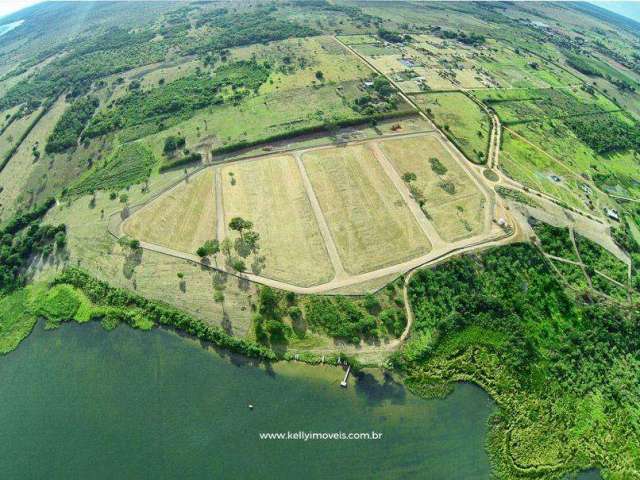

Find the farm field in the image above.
[
  {"left": 45, "top": 167, "right": 257, "bottom": 335},
  {"left": 221, "top": 155, "right": 334, "bottom": 287},
  {"left": 302, "top": 143, "right": 432, "bottom": 275},
  {"left": 122, "top": 168, "right": 216, "bottom": 255},
  {"left": 379, "top": 135, "right": 487, "bottom": 242},
  {"left": 411, "top": 92, "right": 490, "bottom": 164}
]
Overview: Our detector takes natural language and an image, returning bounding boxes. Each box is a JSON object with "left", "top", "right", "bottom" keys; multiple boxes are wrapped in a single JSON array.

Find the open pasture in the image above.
[
  {"left": 221, "top": 154, "right": 334, "bottom": 287},
  {"left": 231, "top": 36, "right": 370, "bottom": 95},
  {"left": 412, "top": 92, "right": 490, "bottom": 164},
  {"left": 302, "top": 143, "right": 431, "bottom": 275},
  {"left": 0, "top": 107, "right": 43, "bottom": 159},
  {"left": 379, "top": 135, "right": 487, "bottom": 241},
  {"left": 122, "top": 168, "right": 216, "bottom": 254},
  {"left": 0, "top": 96, "right": 67, "bottom": 222},
  {"left": 473, "top": 43, "right": 579, "bottom": 89},
  {"left": 500, "top": 129, "right": 588, "bottom": 211}
]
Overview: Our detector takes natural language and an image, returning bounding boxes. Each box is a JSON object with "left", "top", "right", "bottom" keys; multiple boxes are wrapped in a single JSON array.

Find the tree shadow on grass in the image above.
[{"left": 123, "top": 248, "right": 142, "bottom": 279}]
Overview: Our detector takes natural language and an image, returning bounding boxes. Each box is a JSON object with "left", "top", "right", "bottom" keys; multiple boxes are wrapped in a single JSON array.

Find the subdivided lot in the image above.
[
  {"left": 46, "top": 170, "right": 256, "bottom": 336},
  {"left": 379, "top": 135, "right": 486, "bottom": 242},
  {"left": 303, "top": 144, "right": 431, "bottom": 275},
  {"left": 221, "top": 154, "right": 334, "bottom": 287},
  {"left": 411, "top": 92, "right": 490, "bottom": 164},
  {"left": 531, "top": 221, "right": 578, "bottom": 260},
  {"left": 591, "top": 273, "right": 629, "bottom": 302},
  {"left": 123, "top": 168, "right": 216, "bottom": 254},
  {"left": 551, "top": 259, "right": 588, "bottom": 290}
]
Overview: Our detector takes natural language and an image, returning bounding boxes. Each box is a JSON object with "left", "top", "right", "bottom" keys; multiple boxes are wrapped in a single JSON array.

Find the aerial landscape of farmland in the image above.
[{"left": 0, "top": 1, "right": 640, "bottom": 478}]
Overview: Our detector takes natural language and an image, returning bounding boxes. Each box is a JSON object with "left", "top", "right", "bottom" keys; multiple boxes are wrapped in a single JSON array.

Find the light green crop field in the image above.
[
  {"left": 503, "top": 121, "right": 626, "bottom": 210},
  {"left": 303, "top": 143, "right": 431, "bottom": 275},
  {"left": 500, "top": 129, "right": 587, "bottom": 210},
  {"left": 475, "top": 87, "right": 620, "bottom": 125},
  {"left": 474, "top": 43, "right": 579, "bottom": 89},
  {"left": 123, "top": 168, "right": 216, "bottom": 254},
  {"left": 0, "top": 96, "right": 68, "bottom": 222},
  {"left": 412, "top": 92, "right": 490, "bottom": 164},
  {"left": 221, "top": 154, "right": 334, "bottom": 287},
  {"left": 336, "top": 34, "right": 379, "bottom": 45},
  {"left": 379, "top": 135, "right": 486, "bottom": 241}
]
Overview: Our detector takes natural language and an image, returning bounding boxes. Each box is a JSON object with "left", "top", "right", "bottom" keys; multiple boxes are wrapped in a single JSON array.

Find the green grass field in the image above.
[
  {"left": 221, "top": 155, "right": 334, "bottom": 287},
  {"left": 0, "top": 96, "right": 68, "bottom": 222},
  {"left": 303, "top": 143, "right": 431, "bottom": 275},
  {"left": 412, "top": 92, "right": 490, "bottom": 164}
]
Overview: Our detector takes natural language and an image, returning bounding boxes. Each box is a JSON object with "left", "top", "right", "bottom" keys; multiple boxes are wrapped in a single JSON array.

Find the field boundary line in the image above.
[
  {"left": 370, "top": 141, "right": 444, "bottom": 248},
  {"left": 293, "top": 151, "right": 346, "bottom": 280}
]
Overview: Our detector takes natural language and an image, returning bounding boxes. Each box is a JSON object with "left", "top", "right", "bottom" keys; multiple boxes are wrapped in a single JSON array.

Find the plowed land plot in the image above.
[
  {"left": 221, "top": 154, "right": 334, "bottom": 287},
  {"left": 380, "top": 135, "right": 486, "bottom": 242},
  {"left": 123, "top": 169, "right": 216, "bottom": 254},
  {"left": 302, "top": 144, "right": 431, "bottom": 275}
]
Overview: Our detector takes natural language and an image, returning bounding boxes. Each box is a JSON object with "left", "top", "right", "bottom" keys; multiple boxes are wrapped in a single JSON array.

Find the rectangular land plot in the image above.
[
  {"left": 302, "top": 144, "right": 431, "bottom": 275},
  {"left": 122, "top": 168, "right": 216, "bottom": 254},
  {"left": 221, "top": 154, "right": 334, "bottom": 287},
  {"left": 379, "top": 135, "right": 486, "bottom": 242},
  {"left": 412, "top": 92, "right": 490, "bottom": 164}
]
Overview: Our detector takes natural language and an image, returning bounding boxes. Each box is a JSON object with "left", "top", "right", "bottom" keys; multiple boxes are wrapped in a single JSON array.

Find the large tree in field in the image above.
[
  {"left": 196, "top": 239, "right": 220, "bottom": 262},
  {"left": 229, "top": 217, "right": 253, "bottom": 238}
]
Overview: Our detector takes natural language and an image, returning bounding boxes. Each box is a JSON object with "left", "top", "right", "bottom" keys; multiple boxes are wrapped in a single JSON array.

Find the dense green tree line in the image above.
[
  {"left": 304, "top": 296, "right": 379, "bottom": 344},
  {"left": 191, "top": 7, "right": 318, "bottom": 55},
  {"left": 564, "top": 113, "right": 640, "bottom": 154},
  {"left": 0, "top": 200, "right": 64, "bottom": 294},
  {"left": 0, "top": 27, "right": 168, "bottom": 111},
  {"left": 53, "top": 268, "right": 277, "bottom": 360},
  {"left": 45, "top": 96, "right": 99, "bottom": 153}
]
